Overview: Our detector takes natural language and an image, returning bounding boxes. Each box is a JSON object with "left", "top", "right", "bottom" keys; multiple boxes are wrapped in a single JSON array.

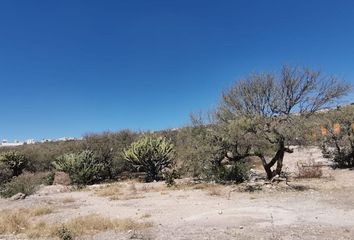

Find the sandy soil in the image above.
[{"left": 1, "top": 147, "right": 354, "bottom": 240}]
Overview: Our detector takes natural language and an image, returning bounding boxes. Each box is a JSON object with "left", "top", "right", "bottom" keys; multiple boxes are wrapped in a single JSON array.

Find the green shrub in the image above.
[
  {"left": 318, "top": 105, "right": 354, "bottom": 169},
  {"left": 213, "top": 162, "right": 250, "bottom": 183},
  {"left": 53, "top": 150, "right": 104, "bottom": 185},
  {"left": 0, "top": 151, "right": 28, "bottom": 177},
  {"left": 163, "top": 169, "right": 179, "bottom": 187},
  {"left": 83, "top": 130, "right": 138, "bottom": 179},
  {"left": 0, "top": 162, "right": 13, "bottom": 183},
  {"left": 57, "top": 225, "right": 73, "bottom": 240},
  {"left": 0, "top": 172, "right": 48, "bottom": 198},
  {"left": 123, "top": 136, "right": 175, "bottom": 182},
  {"left": 333, "top": 151, "right": 354, "bottom": 168}
]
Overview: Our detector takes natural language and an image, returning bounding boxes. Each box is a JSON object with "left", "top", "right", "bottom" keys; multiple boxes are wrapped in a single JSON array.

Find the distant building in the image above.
[
  {"left": 25, "top": 139, "right": 36, "bottom": 144},
  {"left": 0, "top": 139, "right": 24, "bottom": 147},
  {"left": 57, "top": 137, "right": 76, "bottom": 142}
]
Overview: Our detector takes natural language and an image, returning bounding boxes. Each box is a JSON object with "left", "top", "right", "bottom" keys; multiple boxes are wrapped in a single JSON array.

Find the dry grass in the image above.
[
  {"left": 141, "top": 213, "right": 152, "bottom": 219},
  {"left": 0, "top": 207, "right": 52, "bottom": 235},
  {"left": 62, "top": 214, "right": 152, "bottom": 236},
  {"left": 31, "top": 206, "right": 54, "bottom": 216},
  {"left": 62, "top": 196, "right": 75, "bottom": 203},
  {"left": 297, "top": 159, "right": 323, "bottom": 179},
  {"left": 95, "top": 183, "right": 144, "bottom": 200},
  {"left": 0, "top": 209, "right": 30, "bottom": 234},
  {"left": 0, "top": 208, "right": 152, "bottom": 239},
  {"left": 95, "top": 184, "right": 121, "bottom": 197},
  {"left": 207, "top": 185, "right": 223, "bottom": 196}
]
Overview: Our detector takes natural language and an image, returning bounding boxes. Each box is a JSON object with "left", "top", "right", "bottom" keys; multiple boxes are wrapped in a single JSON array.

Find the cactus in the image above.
[
  {"left": 53, "top": 150, "right": 104, "bottom": 185},
  {"left": 0, "top": 151, "right": 27, "bottom": 177},
  {"left": 123, "top": 136, "right": 175, "bottom": 182}
]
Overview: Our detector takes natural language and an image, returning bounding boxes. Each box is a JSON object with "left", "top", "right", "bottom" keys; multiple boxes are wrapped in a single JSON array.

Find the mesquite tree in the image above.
[
  {"left": 216, "top": 65, "right": 350, "bottom": 179},
  {"left": 319, "top": 105, "right": 354, "bottom": 168},
  {"left": 123, "top": 136, "right": 175, "bottom": 182}
]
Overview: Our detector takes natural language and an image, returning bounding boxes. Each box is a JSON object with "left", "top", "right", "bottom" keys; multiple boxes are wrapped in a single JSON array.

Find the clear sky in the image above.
[{"left": 1, "top": 0, "right": 354, "bottom": 140}]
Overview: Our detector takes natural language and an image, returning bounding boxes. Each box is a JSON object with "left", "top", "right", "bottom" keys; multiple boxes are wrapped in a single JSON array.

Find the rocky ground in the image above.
[{"left": 1, "top": 147, "right": 354, "bottom": 240}]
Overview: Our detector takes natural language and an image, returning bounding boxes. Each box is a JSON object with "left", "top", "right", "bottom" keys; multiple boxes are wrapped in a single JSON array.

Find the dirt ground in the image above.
[{"left": 1, "top": 147, "right": 354, "bottom": 240}]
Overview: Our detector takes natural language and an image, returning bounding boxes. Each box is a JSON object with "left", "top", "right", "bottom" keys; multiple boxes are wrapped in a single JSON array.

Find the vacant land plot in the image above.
[{"left": 0, "top": 147, "right": 353, "bottom": 240}]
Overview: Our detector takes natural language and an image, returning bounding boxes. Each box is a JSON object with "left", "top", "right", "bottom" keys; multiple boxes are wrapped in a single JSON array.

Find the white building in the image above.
[{"left": 0, "top": 139, "right": 24, "bottom": 147}]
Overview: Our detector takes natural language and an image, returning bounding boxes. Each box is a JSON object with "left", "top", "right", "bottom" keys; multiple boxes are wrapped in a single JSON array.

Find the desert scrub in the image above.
[
  {"left": 212, "top": 162, "right": 250, "bottom": 184},
  {"left": 124, "top": 136, "right": 175, "bottom": 182},
  {"left": 319, "top": 105, "right": 354, "bottom": 168},
  {"left": 0, "top": 151, "right": 28, "bottom": 177},
  {"left": 0, "top": 172, "right": 49, "bottom": 198},
  {"left": 54, "top": 150, "right": 104, "bottom": 185}
]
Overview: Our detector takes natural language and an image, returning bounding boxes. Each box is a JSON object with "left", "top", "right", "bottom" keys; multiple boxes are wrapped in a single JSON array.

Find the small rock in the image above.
[
  {"left": 11, "top": 192, "right": 26, "bottom": 200},
  {"left": 218, "top": 210, "right": 223, "bottom": 215},
  {"left": 239, "top": 226, "right": 244, "bottom": 229}
]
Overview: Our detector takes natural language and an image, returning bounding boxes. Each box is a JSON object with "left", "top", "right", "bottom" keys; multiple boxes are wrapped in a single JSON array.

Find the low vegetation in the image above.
[
  {"left": 0, "top": 207, "right": 53, "bottom": 235},
  {"left": 53, "top": 150, "right": 105, "bottom": 185},
  {"left": 296, "top": 160, "right": 323, "bottom": 178},
  {"left": 0, "top": 172, "right": 50, "bottom": 198},
  {"left": 123, "top": 136, "right": 176, "bottom": 182},
  {"left": 0, "top": 208, "right": 151, "bottom": 239},
  {"left": 318, "top": 105, "right": 354, "bottom": 168}
]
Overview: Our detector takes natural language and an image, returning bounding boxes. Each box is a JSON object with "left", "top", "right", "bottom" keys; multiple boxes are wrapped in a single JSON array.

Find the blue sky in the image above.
[{"left": 1, "top": 0, "right": 354, "bottom": 140}]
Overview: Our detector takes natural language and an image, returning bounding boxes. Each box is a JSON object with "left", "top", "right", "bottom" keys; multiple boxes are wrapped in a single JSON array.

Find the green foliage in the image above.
[
  {"left": 214, "top": 162, "right": 250, "bottom": 183},
  {"left": 83, "top": 130, "right": 138, "bottom": 179},
  {"left": 57, "top": 225, "right": 73, "bottom": 240},
  {"left": 0, "top": 172, "right": 48, "bottom": 198},
  {"left": 45, "top": 171, "right": 55, "bottom": 185},
  {"left": 203, "top": 161, "right": 250, "bottom": 184},
  {"left": 0, "top": 162, "right": 12, "bottom": 183},
  {"left": 214, "top": 66, "right": 349, "bottom": 179},
  {"left": 0, "top": 141, "right": 86, "bottom": 173},
  {"left": 163, "top": 169, "right": 179, "bottom": 187},
  {"left": 333, "top": 151, "right": 354, "bottom": 168},
  {"left": 173, "top": 125, "right": 213, "bottom": 178},
  {"left": 0, "top": 151, "right": 28, "bottom": 177},
  {"left": 53, "top": 150, "right": 104, "bottom": 185},
  {"left": 123, "top": 136, "right": 175, "bottom": 182},
  {"left": 319, "top": 105, "right": 354, "bottom": 168}
]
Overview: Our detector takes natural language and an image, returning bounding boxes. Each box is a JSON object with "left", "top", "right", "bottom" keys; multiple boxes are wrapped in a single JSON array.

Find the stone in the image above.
[
  {"left": 53, "top": 171, "right": 71, "bottom": 186},
  {"left": 11, "top": 192, "right": 26, "bottom": 200}
]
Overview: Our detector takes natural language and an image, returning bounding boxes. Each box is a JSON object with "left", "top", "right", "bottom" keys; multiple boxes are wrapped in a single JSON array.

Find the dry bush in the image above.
[
  {"left": 95, "top": 183, "right": 144, "bottom": 200},
  {"left": 0, "top": 172, "right": 50, "bottom": 198},
  {"left": 62, "top": 197, "right": 75, "bottom": 203},
  {"left": 296, "top": 160, "right": 323, "bottom": 178}
]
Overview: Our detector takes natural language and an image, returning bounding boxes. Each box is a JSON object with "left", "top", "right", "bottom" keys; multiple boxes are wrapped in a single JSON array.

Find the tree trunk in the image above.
[{"left": 259, "top": 140, "right": 293, "bottom": 180}]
